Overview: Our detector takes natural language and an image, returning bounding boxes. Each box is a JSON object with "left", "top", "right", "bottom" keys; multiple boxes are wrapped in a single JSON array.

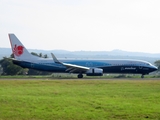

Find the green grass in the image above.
[{"left": 0, "top": 79, "right": 160, "bottom": 120}]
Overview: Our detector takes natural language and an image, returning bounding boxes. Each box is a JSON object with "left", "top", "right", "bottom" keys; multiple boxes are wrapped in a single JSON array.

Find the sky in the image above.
[{"left": 1, "top": 0, "right": 160, "bottom": 53}]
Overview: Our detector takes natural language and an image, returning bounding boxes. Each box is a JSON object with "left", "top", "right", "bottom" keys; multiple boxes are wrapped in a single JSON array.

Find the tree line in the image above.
[{"left": 0, "top": 52, "right": 51, "bottom": 75}]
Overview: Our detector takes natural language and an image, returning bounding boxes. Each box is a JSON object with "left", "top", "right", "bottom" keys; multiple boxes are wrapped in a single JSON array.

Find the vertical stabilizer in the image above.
[{"left": 8, "top": 34, "right": 38, "bottom": 60}]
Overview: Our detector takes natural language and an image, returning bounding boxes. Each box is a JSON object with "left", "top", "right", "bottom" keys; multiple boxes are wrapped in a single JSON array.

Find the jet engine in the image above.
[{"left": 86, "top": 68, "right": 103, "bottom": 76}]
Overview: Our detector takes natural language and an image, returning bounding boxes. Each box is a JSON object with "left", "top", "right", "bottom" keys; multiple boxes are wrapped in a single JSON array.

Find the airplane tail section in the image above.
[{"left": 8, "top": 34, "right": 39, "bottom": 60}]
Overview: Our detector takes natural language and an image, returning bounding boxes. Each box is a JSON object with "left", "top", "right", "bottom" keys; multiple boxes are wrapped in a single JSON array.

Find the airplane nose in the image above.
[
  {"left": 155, "top": 66, "right": 158, "bottom": 70},
  {"left": 152, "top": 66, "right": 158, "bottom": 72}
]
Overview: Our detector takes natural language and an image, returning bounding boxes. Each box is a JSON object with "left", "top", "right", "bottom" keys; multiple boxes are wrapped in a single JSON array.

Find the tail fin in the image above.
[{"left": 8, "top": 34, "right": 38, "bottom": 60}]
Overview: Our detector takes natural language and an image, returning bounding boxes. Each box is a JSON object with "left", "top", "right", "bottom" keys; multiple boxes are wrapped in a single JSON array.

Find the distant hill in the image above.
[{"left": 1, "top": 48, "right": 160, "bottom": 63}]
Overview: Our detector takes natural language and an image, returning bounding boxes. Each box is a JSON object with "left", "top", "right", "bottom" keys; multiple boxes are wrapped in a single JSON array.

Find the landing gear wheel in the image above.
[
  {"left": 141, "top": 74, "right": 144, "bottom": 78},
  {"left": 77, "top": 74, "right": 83, "bottom": 78}
]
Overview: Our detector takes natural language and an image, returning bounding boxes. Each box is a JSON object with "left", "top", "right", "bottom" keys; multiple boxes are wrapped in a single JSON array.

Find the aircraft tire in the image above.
[
  {"left": 78, "top": 74, "right": 83, "bottom": 78},
  {"left": 141, "top": 74, "right": 144, "bottom": 78}
]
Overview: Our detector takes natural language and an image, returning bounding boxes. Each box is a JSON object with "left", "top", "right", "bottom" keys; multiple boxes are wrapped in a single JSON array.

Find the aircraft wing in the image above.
[{"left": 51, "top": 53, "right": 90, "bottom": 73}]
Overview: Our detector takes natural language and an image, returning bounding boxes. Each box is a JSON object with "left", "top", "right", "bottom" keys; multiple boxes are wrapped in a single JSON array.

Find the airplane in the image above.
[{"left": 8, "top": 34, "right": 157, "bottom": 78}]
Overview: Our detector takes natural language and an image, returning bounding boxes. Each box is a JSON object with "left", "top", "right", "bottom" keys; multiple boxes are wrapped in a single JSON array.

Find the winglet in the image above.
[{"left": 51, "top": 53, "right": 62, "bottom": 64}]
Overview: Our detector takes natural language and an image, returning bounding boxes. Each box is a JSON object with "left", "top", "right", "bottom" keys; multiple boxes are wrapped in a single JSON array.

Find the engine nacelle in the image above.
[{"left": 86, "top": 68, "right": 103, "bottom": 76}]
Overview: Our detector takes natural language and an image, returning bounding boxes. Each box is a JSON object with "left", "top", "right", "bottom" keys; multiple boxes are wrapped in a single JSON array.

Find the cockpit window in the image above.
[{"left": 146, "top": 63, "right": 152, "bottom": 66}]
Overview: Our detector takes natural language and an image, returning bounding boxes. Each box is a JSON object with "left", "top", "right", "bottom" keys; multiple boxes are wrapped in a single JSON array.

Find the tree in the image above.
[
  {"left": 0, "top": 53, "right": 51, "bottom": 75},
  {"left": 31, "top": 52, "right": 39, "bottom": 57},
  {"left": 39, "top": 53, "right": 42, "bottom": 57},
  {"left": 43, "top": 54, "right": 48, "bottom": 58},
  {"left": 0, "top": 65, "right": 3, "bottom": 75},
  {"left": 31, "top": 52, "right": 48, "bottom": 58},
  {"left": 154, "top": 60, "right": 160, "bottom": 71},
  {"left": 0, "top": 57, "right": 27, "bottom": 75}
]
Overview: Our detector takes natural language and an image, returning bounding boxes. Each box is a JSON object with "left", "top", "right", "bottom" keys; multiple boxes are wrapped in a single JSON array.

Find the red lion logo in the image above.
[{"left": 13, "top": 45, "right": 24, "bottom": 56}]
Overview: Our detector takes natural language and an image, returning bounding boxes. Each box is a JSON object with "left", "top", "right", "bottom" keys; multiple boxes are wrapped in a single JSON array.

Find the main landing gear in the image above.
[
  {"left": 77, "top": 74, "right": 83, "bottom": 78},
  {"left": 141, "top": 74, "right": 144, "bottom": 78}
]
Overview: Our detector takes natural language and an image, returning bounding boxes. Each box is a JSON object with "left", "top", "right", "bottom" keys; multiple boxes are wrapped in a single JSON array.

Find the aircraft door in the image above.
[{"left": 92, "top": 68, "right": 95, "bottom": 73}]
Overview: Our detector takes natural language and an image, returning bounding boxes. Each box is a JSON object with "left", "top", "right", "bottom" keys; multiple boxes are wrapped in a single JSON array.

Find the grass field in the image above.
[{"left": 0, "top": 79, "right": 160, "bottom": 120}]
